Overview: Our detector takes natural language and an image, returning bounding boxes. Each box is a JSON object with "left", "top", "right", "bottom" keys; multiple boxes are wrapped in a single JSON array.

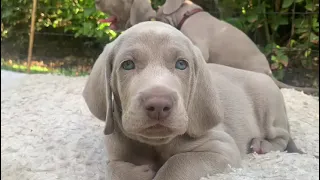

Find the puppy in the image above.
[{"left": 83, "top": 21, "right": 303, "bottom": 180}]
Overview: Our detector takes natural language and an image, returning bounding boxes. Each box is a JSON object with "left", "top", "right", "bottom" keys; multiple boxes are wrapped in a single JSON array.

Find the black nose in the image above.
[{"left": 144, "top": 97, "right": 173, "bottom": 120}]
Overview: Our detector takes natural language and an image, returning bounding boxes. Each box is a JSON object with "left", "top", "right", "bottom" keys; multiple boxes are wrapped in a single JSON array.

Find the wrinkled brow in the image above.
[{"left": 115, "top": 46, "right": 151, "bottom": 61}]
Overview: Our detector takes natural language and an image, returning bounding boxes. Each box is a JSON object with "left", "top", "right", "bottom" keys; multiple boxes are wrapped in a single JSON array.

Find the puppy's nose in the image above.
[
  {"left": 144, "top": 97, "right": 173, "bottom": 120},
  {"left": 141, "top": 87, "right": 176, "bottom": 120}
]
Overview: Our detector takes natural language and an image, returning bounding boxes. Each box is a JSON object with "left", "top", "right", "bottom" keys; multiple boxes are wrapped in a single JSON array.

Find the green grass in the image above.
[{"left": 1, "top": 58, "right": 89, "bottom": 76}]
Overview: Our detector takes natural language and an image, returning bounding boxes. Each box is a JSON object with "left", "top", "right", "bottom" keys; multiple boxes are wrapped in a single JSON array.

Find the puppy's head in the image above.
[
  {"left": 95, "top": 0, "right": 156, "bottom": 31},
  {"left": 83, "top": 21, "right": 223, "bottom": 146}
]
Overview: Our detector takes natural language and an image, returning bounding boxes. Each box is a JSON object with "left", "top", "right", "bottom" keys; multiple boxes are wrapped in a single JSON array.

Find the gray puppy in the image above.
[{"left": 83, "top": 21, "right": 306, "bottom": 180}]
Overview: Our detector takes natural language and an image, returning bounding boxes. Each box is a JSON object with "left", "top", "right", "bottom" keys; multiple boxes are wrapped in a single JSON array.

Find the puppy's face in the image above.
[
  {"left": 111, "top": 27, "right": 196, "bottom": 145},
  {"left": 95, "top": 0, "right": 133, "bottom": 30},
  {"left": 95, "top": 0, "right": 156, "bottom": 31}
]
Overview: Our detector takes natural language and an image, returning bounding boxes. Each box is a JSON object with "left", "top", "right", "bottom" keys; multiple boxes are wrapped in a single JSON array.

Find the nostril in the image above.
[
  {"left": 146, "top": 106, "right": 155, "bottom": 112},
  {"left": 163, "top": 106, "right": 171, "bottom": 112}
]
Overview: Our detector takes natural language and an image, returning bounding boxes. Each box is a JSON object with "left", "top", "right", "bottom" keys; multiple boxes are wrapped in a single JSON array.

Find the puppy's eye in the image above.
[
  {"left": 121, "top": 60, "right": 135, "bottom": 70},
  {"left": 175, "top": 59, "right": 188, "bottom": 70}
]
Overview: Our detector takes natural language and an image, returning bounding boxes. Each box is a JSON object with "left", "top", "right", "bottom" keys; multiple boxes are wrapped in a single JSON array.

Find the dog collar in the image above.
[{"left": 177, "top": 8, "right": 203, "bottom": 30}]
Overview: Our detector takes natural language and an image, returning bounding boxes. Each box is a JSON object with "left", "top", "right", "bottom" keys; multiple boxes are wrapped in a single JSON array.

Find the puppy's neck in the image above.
[{"left": 174, "top": 2, "right": 203, "bottom": 29}]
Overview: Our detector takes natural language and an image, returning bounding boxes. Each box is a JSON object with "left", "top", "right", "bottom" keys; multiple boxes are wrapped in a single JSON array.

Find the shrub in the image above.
[{"left": 1, "top": 0, "right": 319, "bottom": 82}]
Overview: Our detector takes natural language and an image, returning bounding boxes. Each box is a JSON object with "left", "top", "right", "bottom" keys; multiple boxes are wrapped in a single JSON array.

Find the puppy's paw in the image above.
[
  {"left": 131, "top": 164, "right": 156, "bottom": 180},
  {"left": 107, "top": 161, "right": 156, "bottom": 180},
  {"left": 250, "top": 138, "right": 273, "bottom": 154}
]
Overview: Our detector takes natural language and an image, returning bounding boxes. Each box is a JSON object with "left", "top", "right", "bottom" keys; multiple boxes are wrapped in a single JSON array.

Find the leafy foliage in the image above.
[
  {"left": 217, "top": 0, "right": 319, "bottom": 79},
  {"left": 1, "top": 0, "right": 116, "bottom": 41},
  {"left": 1, "top": 0, "right": 319, "bottom": 81}
]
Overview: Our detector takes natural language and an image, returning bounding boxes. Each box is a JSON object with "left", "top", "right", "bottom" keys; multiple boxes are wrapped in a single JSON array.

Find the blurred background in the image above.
[{"left": 1, "top": 0, "right": 319, "bottom": 88}]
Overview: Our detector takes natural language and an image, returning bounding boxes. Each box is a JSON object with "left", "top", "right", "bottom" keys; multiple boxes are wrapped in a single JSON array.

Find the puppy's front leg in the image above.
[
  {"left": 106, "top": 161, "right": 156, "bottom": 180},
  {"left": 153, "top": 152, "right": 240, "bottom": 180}
]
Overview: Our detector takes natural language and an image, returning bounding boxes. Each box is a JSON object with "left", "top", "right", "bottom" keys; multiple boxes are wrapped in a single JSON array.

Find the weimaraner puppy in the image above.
[
  {"left": 95, "top": 0, "right": 156, "bottom": 31},
  {"left": 83, "top": 21, "right": 306, "bottom": 180},
  {"left": 156, "top": 0, "right": 318, "bottom": 95}
]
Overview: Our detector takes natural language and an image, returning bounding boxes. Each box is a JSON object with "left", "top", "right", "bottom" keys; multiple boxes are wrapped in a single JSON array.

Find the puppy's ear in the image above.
[
  {"left": 186, "top": 45, "right": 224, "bottom": 137},
  {"left": 130, "top": 0, "right": 156, "bottom": 26},
  {"left": 162, "top": 0, "right": 185, "bottom": 14},
  {"left": 82, "top": 42, "right": 115, "bottom": 135}
]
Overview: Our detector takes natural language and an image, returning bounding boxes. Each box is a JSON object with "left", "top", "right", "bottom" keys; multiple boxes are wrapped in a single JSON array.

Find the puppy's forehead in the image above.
[{"left": 119, "top": 21, "right": 192, "bottom": 47}]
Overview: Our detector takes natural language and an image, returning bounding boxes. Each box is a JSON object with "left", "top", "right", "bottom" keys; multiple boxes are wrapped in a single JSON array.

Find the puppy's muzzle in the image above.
[{"left": 140, "top": 86, "right": 177, "bottom": 121}]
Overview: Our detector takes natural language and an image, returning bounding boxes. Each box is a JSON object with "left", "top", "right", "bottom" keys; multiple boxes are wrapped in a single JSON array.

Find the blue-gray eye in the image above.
[
  {"left": 121, "top": 60, "right": 135, "bottom": 70},
  {"left": 175, "top": 59, "right": 188, "bottom": 70}
]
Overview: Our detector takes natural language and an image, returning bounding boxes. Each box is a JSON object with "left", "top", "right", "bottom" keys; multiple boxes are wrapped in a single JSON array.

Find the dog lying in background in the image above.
[
  {"left": 155, "top": 0, "right": 318, "bottom": 95},
  {"left": 83, "top": 21, "right": 306, "bottom": 180}
]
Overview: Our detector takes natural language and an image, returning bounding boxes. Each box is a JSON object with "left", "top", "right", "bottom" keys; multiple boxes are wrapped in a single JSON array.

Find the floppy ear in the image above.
[
  {"left": 130, "top": 0, "right": 156, "bottom": 26},
  {"left": 186, "top": 45, "right": 224, "bottom": 138},
  {"left": 162, "top": 0, "right": 185, "bottom": 14},
  {"left": 82, "top": 42, "right": 115, "bottom": 135}
]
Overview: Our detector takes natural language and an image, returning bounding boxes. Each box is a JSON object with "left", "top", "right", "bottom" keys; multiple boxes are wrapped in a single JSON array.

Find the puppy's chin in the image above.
[
  {"left": 136, "top": 135, "right": 176, "bottom": 146},
  {"left": 124, "top": 124, "right": 186, "bottom": 146},
  {"left": 135, "top": 125, "right": 179, "bottom": 145}
]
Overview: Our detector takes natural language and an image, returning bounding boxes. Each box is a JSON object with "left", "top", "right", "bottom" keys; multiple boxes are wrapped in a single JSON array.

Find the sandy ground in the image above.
[{"left": 1, "top": 70, "right": 319, "bottom": 180}]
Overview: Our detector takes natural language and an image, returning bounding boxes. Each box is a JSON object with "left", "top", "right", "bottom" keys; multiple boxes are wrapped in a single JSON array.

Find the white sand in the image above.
[{"left": 1, "top": 70, "right": 319, "bottom": 180}]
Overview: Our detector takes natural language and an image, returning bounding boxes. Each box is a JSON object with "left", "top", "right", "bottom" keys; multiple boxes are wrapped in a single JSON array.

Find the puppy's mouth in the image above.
[
  {"left": 99, "top": 15, "right": 118, "bottom": 30},
  {"left": 131, "top": 124, "right": 175, "bottom": 145},
  {"left": 138, "top": 124, "right": 173, "bottom": 138}
]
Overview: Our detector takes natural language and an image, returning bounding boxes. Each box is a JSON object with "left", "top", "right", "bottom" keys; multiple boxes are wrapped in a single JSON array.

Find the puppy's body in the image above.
[
  {"left": 156, "top": 0, "right": 318, "bottom": 94},
  {"left": 107, "top": 63, "right": 288, "bottom": 159},
  {"left": 83, "top": 21, "right": 299, "bottom": 180}
]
